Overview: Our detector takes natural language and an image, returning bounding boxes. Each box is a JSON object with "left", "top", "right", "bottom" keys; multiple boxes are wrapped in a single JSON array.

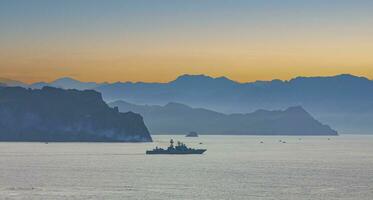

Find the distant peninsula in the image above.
[
  {"left": 0, "top": 86, "right": 152, "bottom": 142},
  {"left": 110, "top": 100, "right": 338, "bottom": 135}
]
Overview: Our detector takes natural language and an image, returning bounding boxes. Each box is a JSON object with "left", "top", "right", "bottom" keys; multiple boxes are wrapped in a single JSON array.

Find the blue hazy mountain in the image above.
[
  {"left": 30, "top": 77, "right": 102, "bottom": 90},
  {"left": 96, "top": 74, "right": 373, "bottom": 134},
  {"left": 0, "top": 86, "right": 152, "bottom": 142},
  {"left": 109, "top": 100, "right": 337, "bottom": 135},
  {"left": 96, "top": 74, "right": 372, "bottom": 112},
  {"left": 0, "top": 77, "right": 100, "bottom": 90},
  {"left": 95, "top": 74, "right": 240, "bottom": 105},
  {"left": 0, "top": 77, "right": 28, "bottom": 87}
]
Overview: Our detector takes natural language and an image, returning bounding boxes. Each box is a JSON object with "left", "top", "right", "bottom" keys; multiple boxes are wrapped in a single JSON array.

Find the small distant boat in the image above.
[
  {"left": 185, "top": 131, "right": 198, "bottom": 137},
  {"left": 146, "top": 139, "right": 206, "bottom": 155}
]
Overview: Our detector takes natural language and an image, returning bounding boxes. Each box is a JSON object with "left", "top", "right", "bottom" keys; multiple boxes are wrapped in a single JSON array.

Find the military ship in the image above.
[
  {"left": 185, "top": 131, "right": 198, "bottom": 137},
  {"left": 146, "top": 139, "right": 206, "bottom": 154}
]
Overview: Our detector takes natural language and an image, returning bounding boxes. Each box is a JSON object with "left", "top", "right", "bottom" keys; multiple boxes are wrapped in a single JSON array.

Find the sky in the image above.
[{"left": 0, "top": 0, "right": 373, "bottom": 83}]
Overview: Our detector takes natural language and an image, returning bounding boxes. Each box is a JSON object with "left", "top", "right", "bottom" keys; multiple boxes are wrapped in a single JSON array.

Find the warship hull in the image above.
[{"left": 146, "top": 149, "right": 206, "bottom": 155}]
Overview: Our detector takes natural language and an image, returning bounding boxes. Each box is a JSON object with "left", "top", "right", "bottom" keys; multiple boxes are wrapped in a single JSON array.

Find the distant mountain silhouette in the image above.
[
  {"left": 0, "top": 78, "right": 28, "bottom": 87},
  {"left": 4, "top": 73, "right": 373, "bottom": 133},
  {"left": 97, "top": 74, "right": 373, "bottom": 110},
  {"left": 0, "top": 86, "right": 152, "bottom": 142},
  {"left": 30, "top": 77, "right": 102, "bottom": 90},
  {"left": 97, "top": 74, "right": 373, "bottom": 134},
  {"left": 109, "top": 100, "right": 337, "bottom": 135}
]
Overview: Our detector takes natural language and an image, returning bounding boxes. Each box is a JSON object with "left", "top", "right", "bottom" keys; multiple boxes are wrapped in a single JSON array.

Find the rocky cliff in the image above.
[{"left": 0, "top": 86, "right": 152, "bottom": 142}]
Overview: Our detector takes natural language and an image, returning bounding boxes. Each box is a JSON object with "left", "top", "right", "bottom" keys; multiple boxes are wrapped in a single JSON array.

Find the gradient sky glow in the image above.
[{"left": 1, "top": 0, "right": 373, "bottom": 83}]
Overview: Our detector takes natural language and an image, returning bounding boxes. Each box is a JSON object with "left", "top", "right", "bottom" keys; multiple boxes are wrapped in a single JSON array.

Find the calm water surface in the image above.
[{"left": 1, "top": 135, "right": 373, "bottom": 200}]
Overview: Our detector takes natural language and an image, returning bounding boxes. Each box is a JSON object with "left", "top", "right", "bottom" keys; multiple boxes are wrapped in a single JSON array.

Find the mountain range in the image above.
[
  {"left": 110, "top": 100, "right": 337, "bottom": 135},
  {"left": 2, "top": 73, "right": 373, "bottom": 134}
]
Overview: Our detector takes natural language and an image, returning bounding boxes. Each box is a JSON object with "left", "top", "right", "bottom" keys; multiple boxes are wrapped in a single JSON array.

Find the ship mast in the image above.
[{"left": 170, "top": 139, "right": 174, "bottom": 148}]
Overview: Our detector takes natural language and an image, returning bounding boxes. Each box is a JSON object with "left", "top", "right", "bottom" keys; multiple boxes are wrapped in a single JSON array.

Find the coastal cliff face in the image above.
[{"left": 0, "top": 86, "right": 152, "bottom": 142}]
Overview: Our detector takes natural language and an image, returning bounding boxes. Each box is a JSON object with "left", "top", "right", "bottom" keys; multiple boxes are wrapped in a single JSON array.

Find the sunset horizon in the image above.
[
  {"left": 1, "top": 71, "right": 372, "bottom": 85},
  {"left": 1, "top": 0, "right": 373, "bottom": 83}
]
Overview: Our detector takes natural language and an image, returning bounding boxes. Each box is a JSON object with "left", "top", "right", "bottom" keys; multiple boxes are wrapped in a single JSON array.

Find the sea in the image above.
[{"left": 1, "top": 135, "right": 373, "bottom": 200}]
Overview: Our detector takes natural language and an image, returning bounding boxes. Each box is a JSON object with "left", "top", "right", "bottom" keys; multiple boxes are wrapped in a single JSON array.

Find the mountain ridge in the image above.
[
  {"left": 110, "top": 100, "right": 337, "bottom": 135},
  {"left": 3, "top": 73, "right": 371, "bottom": 87}
]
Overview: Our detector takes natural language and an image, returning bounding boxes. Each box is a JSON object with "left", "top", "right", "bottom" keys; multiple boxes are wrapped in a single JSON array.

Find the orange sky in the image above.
[{"left": 1, "top": 0, "right": 373, "bottom": 83}]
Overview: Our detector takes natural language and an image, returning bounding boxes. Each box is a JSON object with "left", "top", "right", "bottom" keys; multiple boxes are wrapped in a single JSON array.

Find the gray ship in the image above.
[
  {"left": 185, "top": 131, "right": 198, "bottom": 137},
  {"left": 146, "top": 139, "right": 206, "bottom": 155}
]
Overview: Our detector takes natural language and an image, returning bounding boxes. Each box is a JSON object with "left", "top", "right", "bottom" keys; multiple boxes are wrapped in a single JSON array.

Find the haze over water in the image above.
[{"left": 1, "top": 135, "right": 372, "bottom": 200}]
